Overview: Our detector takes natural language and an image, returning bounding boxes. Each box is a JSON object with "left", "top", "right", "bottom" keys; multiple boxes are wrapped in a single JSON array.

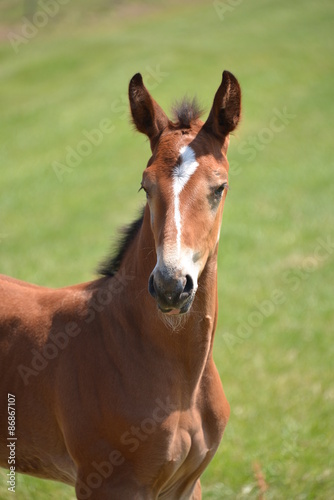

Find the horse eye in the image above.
[
  {"left": 214, "top": 183, "right": 228, "bottom": 198},
  {"left": 139, "top": 184, "right": 150, "bottom": 199}
]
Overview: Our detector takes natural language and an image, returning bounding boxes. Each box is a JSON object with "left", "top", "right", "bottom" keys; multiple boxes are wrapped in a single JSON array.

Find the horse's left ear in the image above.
[
  {"left": 204, "top": 70, "right": 241, "bottom": 141},
  {"left": 129, "top": 73, "right": 169, "bottom": 150}
]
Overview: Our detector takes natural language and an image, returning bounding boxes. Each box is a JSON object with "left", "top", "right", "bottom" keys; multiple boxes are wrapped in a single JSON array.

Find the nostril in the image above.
[
  {"left": 184, "top": 275, "right": 194, "bottom": 295},
  {"left": 148, "top": 274, "right": 156, "bottom": 298}
]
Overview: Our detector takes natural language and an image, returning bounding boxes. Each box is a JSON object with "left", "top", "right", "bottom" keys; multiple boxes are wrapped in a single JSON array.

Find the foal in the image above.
[{"left": 0, "top": 71, "right": 241, "bottom": 499}]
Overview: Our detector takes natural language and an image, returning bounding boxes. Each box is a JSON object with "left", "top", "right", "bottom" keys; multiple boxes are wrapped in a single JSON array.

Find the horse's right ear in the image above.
[
  {"left": 204, "top": 70, "right": 241, "bottom": 141},
  {"left": 129, "top": 73, "right": 169, "bottom": 150}
]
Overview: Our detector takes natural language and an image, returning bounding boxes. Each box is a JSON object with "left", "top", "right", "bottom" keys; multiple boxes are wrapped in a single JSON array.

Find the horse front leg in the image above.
[
  {"left": 75, "top": 472, "right": 155, "bottom": 500},
  {"left": 191, "top": 479, "right": 202, "bottom": 499}
]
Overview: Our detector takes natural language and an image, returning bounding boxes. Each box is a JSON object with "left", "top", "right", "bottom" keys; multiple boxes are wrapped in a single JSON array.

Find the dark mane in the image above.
[
  {"left": 98, "top": 208, "right": 145, "bottom": 277},
  {"left": 171, "top": 97, "right": 203, "bottom": 128}
]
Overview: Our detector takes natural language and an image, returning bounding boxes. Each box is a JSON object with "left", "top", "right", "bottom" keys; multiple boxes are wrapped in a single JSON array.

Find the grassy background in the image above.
[{"left": 0, "top": 0, "right": 333, "bottom": 498}]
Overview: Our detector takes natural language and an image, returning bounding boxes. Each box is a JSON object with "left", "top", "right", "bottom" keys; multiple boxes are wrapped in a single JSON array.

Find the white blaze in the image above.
[{"left": 172, "top": 145, "right": 199, "bottom": 256}]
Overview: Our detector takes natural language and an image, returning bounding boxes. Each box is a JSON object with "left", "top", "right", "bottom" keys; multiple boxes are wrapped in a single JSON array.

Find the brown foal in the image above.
[{"left": 0, "top": 70, "right": 241, "bottom": 499}]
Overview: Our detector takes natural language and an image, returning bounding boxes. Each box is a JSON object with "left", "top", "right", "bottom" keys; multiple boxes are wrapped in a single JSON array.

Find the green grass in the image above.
[{"left": 1, "top": 0, "right": 333, "bottom": 498}]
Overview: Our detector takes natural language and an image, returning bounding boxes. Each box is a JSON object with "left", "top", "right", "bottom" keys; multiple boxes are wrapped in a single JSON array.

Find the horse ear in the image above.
[
  {"left": 129, "top": 73, "right": 169, "bottom": 149},
  {"left": 204, "top": 70, "right": 241, "bottom": 141}
]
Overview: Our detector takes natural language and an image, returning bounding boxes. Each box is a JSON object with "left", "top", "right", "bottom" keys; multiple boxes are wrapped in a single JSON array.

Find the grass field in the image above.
[{"left": 1, "top": 0, "right": 333, "bottom": 498}]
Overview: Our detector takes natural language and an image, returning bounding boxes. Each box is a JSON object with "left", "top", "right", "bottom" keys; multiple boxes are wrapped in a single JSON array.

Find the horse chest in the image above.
[
  {"left": 152, "top": 406, "right": 222, "bottom": 497},
  {"left": 170, "top": 419, "right": 213, "bottom": 471}
]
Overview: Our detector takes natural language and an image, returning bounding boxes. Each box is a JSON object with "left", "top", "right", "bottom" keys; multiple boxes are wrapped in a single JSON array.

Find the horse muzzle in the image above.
[{"left": 148, "top": 268, "right": 195, "bottom": 315}]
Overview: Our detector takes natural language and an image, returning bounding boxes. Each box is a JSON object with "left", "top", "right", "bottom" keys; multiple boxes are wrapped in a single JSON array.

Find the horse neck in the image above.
[{"left": 106, "top": 205, "right": 219, "bottom": 381}]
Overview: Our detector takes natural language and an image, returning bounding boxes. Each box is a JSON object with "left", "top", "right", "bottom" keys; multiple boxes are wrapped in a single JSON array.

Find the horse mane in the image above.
[
  {"left": 98, "top": 207, "right": 145, "bottom": 277},
  {"left": 171, "top": 97, "right": 203, "bottom": 129}
]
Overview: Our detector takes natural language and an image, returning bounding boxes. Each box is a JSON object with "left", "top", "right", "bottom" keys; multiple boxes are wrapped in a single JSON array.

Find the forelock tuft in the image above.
[{"left": 171, "top": 98, "right": 203, "bottom": 128}]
